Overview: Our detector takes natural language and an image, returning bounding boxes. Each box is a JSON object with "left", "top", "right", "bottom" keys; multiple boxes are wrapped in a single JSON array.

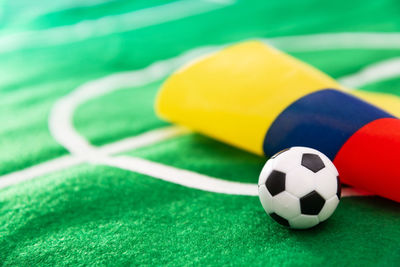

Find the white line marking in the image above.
[
  {"left": 0, "top": 152, "right": 374, "bottom": 197},
  {"left": 49, "top": 46, "right": 219, "bottom": 155},
  {"left": 98, "top": 126, "right": 191, "bottom": 155},
  {"left": 265, "top": 32, "right": 400, "bottom": 51},
  {"left": 4, "top": 32, "right": 398, "bottom": 197},
  {"left": 2, "top": 27, "right": 400, "bottom": 54},
  {"left": 338, "top": 57, "right": 400, "bottom": 88},
  {"left": 0, "top": 126, "right": 188, "bottom": 189},
  {"left": 0, "top": 0, "right": 232, "bottom": 53},
  {"left": 97, "top": 156, "right": 373, "bottom": 197},
  {"left": 96, "top": 155, "right": 259, "bottom": 196},
  {"left": 0, "top": 155, "right": 82, "bottom": 189},
  {"left": 15, "top": 0, "right": 116, "bottom": 26}
]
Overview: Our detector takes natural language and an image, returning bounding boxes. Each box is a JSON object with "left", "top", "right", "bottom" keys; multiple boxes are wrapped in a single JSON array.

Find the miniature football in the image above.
[{"left": 258, "top": 147, "right": 341, "bottom": 229}]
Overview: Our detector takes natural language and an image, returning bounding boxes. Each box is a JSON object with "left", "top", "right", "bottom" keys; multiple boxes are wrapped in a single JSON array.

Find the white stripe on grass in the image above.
[
  {"left": 0, "top": 126, "right": 189, "bottom": 189},
  {"left": 265, "top": 32, "right": 400, "bottom": 51},
  {"left": 3, "top": 32, "right": 399, "bottom": 196},
  {"left": 15, "top": 0, "right": 117, "bottom": 26},
  {"left": 0, "top": 155, "right": 81, "bottom": 189},
  {"left": 2, "top": 27, "right": 400, "bottom": 55},
  {"left": 95, "top": 156, "right": 373, "bottom": 197},
  {"left": 96, "top": 155, "right": 259, "bottom": 196},
  {"left": 0, "top": 0, "right": 233, "bottom": 53},
  {"left": 0, "top": 151, "right": 372, "bottom": 198},
  {"left": 49, "top": 45, "right": 220, "bottom": 154},
  {"left": 338, "top": 57, "right": 400, "bottom": 88}
]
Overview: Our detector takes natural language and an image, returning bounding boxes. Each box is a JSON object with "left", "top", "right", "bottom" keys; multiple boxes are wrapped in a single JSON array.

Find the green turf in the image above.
[
  {"left": 293, "top": 49, "right": 400, "bottom": 80},
  {"left": 362, "top": 77, "right": 400, "bottom": 96},
  {"left": 125, "top": 133, "right": 265, "bottom": 184},
  {"left": 1, "top": 0, "right": 400, "bottom": 265},
  {"left": 1, "top": 165, "right": 399, "bottom": 265},
  {"left": 74, "top": 80, "right": 169, "bottom": 147}
]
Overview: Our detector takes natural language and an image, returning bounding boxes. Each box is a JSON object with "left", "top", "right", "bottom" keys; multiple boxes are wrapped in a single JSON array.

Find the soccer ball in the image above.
[{"left": 258, "top": 147, "right": 341, "bottom": 229}]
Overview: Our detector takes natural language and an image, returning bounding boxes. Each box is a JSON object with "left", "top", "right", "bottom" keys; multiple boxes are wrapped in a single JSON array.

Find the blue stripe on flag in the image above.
[{"left": 263, "top": 89, "right": 394, "bottom": 160}]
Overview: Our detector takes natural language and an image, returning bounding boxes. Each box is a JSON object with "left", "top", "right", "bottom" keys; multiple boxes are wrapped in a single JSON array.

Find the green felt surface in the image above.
[
  {"left": 1, "top": 0, "right": 400, "bottom": 265},
  {"left": 1, "top": 165, "right": 399, "bottom": 266}
]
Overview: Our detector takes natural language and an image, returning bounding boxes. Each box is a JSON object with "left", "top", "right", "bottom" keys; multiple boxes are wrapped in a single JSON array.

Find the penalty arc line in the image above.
[
  {"left": 48, "top": 45, "right": 221, "bottom": 155},
  {"left": 2, "top": 33, "right": 399, "bottom": 196}
]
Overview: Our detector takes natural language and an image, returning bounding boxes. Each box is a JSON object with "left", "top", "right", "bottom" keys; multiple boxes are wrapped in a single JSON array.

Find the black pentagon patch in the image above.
[
  {"left": 300, "top": 190, "right": 325, "bottom": 215},
  {"left": 301, "top": 153, "right": 325, "bottom": 173},
  {"left": 265, "top": 170, "right": 286, "bottom": 196},
  {"left": 336, "top": 176, "right": 342, "bottom": 199},
  {"left": 271, "top": 148, "right": 290, "bottom": 159},
  {"left": 269, "top": 213, "right": 290, "bottom": 227}
]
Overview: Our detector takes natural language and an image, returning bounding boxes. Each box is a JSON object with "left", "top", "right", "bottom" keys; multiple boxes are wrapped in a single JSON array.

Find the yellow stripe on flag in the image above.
[{"left": 156, "top": 41, "right": 341, "bottom": 154}]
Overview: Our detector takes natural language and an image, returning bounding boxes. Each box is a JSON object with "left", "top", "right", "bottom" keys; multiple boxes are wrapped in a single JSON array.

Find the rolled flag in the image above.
[{"left": 156, "top": 41, "right": 400, "bottom": 202}]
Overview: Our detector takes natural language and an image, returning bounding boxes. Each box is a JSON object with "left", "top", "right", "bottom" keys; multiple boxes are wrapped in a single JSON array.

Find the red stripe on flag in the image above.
[{"left": 334, "top": 118, "right": 400, "bottom": 202}]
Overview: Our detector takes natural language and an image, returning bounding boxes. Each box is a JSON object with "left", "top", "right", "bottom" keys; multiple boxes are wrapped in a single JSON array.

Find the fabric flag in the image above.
[{"left": 156, "top": 41, "right": 400, "bottom": 202}]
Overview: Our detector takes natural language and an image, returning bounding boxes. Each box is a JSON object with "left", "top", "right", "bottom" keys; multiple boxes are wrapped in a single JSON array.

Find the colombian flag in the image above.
[{"left": 156, "top": 41, "right": 400, "bottom": 203}]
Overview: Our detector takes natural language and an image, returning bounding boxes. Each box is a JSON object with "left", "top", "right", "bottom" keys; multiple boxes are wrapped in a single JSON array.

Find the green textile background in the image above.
[{"left": 1, "top": 0, "right": 400, "bottom": 265}]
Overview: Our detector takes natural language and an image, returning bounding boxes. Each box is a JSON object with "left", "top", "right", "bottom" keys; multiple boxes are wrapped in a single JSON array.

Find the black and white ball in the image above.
[{"left": 258, "top": 147, "right": 341, "bottom": 229}]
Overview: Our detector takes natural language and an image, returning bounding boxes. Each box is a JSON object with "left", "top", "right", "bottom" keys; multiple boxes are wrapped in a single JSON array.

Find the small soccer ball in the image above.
[{"left": 258, "top": 147, "right": 341, "bottom": 229}]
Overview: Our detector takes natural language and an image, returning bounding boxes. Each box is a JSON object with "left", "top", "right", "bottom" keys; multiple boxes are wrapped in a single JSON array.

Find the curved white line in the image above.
[
  {"left": 97, "top": 156, "right": 372, "bottom": 197},
  {"left": 338, "top": 57, "right": 400, "bottom": 88},
  {"left": 0, "top": 152, "right": 373, "bottom": 198},
  {"left": 5, "top": 32, "right": 398, "bottom": 197},
  {"left": 49, "top": 35, "right": 400, "bottom": 156},
  {"left": 49, "top": 46, "right": 219, "bottom": 155},
  {"left": 97, "top": 156, "right": 258, "bottom": 196}
]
